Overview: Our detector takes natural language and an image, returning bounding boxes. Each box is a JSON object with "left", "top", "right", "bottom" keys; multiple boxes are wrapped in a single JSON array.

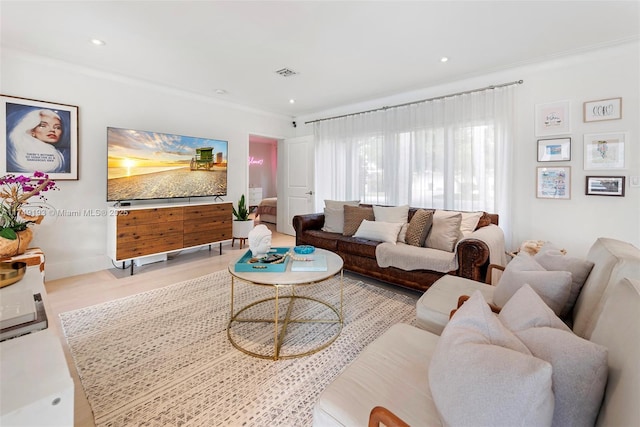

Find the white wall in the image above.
[
  {"left": 297, "top": 41, "right": 640, "bottom": 257},
  {"left": 1, "top": 49, "right": 294, "bottom": 280}
]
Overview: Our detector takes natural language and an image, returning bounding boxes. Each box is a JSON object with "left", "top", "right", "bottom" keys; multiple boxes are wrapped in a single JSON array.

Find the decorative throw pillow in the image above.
[
  {"left": 342, "top": 205, "right": 374, "bottom": 236},
  {"left": 404, "top": 209, "right": 433, "bottom": 247},
  {"left": 322, "top": 207, "right": 344, "bottom": 233},
  {"left": 516, "top": 327, "right": 608, "bottom": 427},
  {"left": 425, "top": 211, "right": 462, "bottom": 252},
  {"left": 322, "top": 200, "right": 360, "bottom": 233},
  {"left": 460, "top": 211, "right": 483, "bottom": 235},
  {"left": 429, "top": 291, "right": 554, "bottom": 427},
  {"left": 493, "top": 255, "right": 572, "bottom": 315},
  {"left": 476, "top": 211, "right": 493, "bottom": 229},
  {"left": 535, "top": 249, "right": 595, "bottom": 318},
  {"left": 372, "top": 205, "right": 409, "bottom": 224},
  {"left": 353, "top": 220, "right": 403, "bottom": 244},
  {"left": 499, "top": 284, "right": 572, "bottom": 333}
]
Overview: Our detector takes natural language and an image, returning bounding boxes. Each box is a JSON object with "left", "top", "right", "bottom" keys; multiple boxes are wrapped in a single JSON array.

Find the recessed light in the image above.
[
  {"left": 440, "top": 57, "right": 449, "bottom": 63},
  {"left": 90, "top": 38, "right": 106, "bottom": 46},
  {"left": 214, "top": 89, "right": 227, "bottom": 95},
  {"left": 289, "top": 99, "right": 295, "bottom": 104}
]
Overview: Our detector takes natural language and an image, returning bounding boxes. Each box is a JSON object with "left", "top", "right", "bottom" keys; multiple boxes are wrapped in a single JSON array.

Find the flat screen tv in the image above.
[{"left": 107, "top": 127, "right": 228, "bottom": 202}]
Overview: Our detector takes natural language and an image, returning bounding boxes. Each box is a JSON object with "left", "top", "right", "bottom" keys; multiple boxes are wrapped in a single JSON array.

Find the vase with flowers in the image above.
[{"left": 0, "top": 171, "right": 58, "bottom": 258}]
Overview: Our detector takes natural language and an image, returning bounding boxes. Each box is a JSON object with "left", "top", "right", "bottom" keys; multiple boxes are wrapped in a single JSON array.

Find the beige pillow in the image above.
[
  {"left": 372, "top": 205, "right": 409, "bottom": 223},
  {"left": 425, "top": 211, "right": 462, "bottom": 252},
  {"left": 429, "top": 291, "right": 554, "bottom": 426},
  {"left": 493, "top": 254, "right": 572, "bottom": 315},
  {"left": 322, "top": 207, "right": 344, "bottom": 233},
  {"left": 534, "top": 249, "right": 595, "bottom": 318},
  {"left": 499, "top": 284, "right": 572, "bottom": 333},
  {"left": 404, "top": 209, "right": 433, "bottom": 247},
  {"left": 516, "top": 328, "right": 608, "bottom": 427},
  {"left": 397, "top": 223, "right": 408, "bottom": 242},
  {"left": 324, "top": 199, "right": 359, "bottom": 209},
  {"left": 342, "top": 205, "right": 374, "bottom": 236},
  {"left": 460, "top": 211, "right": 483, "bottom": 235},
  {"left": 353, "top": 220, "right": 403, "bottom": 244}
]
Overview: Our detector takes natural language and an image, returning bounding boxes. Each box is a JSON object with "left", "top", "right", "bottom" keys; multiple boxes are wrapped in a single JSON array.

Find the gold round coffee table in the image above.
[{"left": 227, "top": 247, "right": 344, "bottom": 360}]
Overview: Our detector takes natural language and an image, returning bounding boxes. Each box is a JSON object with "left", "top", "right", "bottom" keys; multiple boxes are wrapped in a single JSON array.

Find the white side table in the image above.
[{"left": 0, "top": 250, "right": 74, "bottom": 426}]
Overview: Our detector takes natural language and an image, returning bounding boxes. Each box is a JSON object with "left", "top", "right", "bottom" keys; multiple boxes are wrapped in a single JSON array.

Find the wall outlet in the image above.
[{"left": 631, "top": 176, "right": 640, "bottom": 187}]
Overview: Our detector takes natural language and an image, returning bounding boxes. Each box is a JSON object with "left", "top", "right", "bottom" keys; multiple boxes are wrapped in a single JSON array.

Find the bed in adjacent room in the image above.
[{"left": 255, "top": 197, "right": 277, "bottom": 224}]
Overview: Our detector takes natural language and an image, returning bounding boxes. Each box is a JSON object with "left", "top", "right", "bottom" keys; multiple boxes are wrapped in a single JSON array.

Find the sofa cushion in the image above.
[
  {"left": 415, "top": 274, "right": 496, "bottom": 335},
  {"left": 404, "top": 209, "right": 433, "bottom": 247},
  {"left": 372, "top": 204, "right": 409, "bottom": 223},
  {"left": 342, "top": 205, "right": 375, "bottom": 236},
  {"left": 313, "top": 323, "right": 441, "bottom": 427},
  {"left": 301, "top": 229, "right": 340, "bottom": 251},
  {"left": 589, "top": 278, "right": 640, "bottom": 427},
  {"left": 353, "top": 220, "right": 403, "bottom": 244},
  {"left": 499, "top": 284, "right": 571, "bottom": 333},
  {"left": 534, "top": 246, "right": 595, "bottom": 318},
  {"left": 429, "top": 291, "right": 554, "bottom": 427},
  {"left": 493, "top": 253, "right": 572, "bottom": 315},
  {"left": 572, "top": 237, "right": 640, "bottom": 339},
  {"left": 516, "top": 327, "right": 608, "bottom": 427},
  {"left": 425, "top": 211, "right": 462, "bottom": 252},
  {"left": 337, "top": 236, "right": 379, "bottom": 258}
]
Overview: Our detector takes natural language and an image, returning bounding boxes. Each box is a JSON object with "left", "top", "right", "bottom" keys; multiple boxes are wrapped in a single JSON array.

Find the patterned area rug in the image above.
[{"left": 60, "top": 270, "right": 418, "bottom": 426}]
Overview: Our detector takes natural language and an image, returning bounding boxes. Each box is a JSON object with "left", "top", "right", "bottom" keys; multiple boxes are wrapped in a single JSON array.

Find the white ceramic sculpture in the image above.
[{"left": 248, "top": 224, "right": 272, "bottom": 257}]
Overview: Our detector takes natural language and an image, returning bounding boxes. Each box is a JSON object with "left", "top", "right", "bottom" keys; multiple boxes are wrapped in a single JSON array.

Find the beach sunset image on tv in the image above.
[{"left": 107, "top": 127, "right": 228, "bottom": 201}]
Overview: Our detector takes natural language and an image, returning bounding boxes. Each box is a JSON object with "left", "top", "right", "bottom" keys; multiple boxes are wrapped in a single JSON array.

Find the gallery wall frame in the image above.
[
  {"left": 1, "top": 94, "right": 79, "bottom": 180},
  {"left": 583, "top": 97, "right": 622, "bottom": 122},
  {"left": 535, "top": 100, "right": 571, "bottom": 137},
  {"left": 537, "top": 137, "right": 571, "bottom": 162},
  {"left": 536, "top": 166, "right": 571, "bottom": 199},
  {"left": 583, "top": 132, "right": 626, "bottom": 170},
  {"left": 585, "top": 176, "right": 625, "bottom": 197}
]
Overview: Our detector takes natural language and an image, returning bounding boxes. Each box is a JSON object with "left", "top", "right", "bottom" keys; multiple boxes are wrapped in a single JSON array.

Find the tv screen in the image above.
[{"left": 107, "top": 127, "right": 228, "bottom": 202}]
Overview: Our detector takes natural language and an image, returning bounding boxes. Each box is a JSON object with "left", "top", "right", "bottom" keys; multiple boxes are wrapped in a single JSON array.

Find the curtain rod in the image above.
[{"left": 305, "top": 79, "right": 524, "bottom": 125}]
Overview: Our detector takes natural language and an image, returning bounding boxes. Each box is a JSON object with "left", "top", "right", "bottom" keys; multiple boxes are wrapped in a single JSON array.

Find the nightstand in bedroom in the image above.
[{"left": 248, "top": 187, "right": 262, "bottom": 211}]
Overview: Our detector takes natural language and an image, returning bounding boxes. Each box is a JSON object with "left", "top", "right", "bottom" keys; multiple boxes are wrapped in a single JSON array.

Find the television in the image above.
[{"left": 107, "top": 127, "right": 228, "bottom": 202}]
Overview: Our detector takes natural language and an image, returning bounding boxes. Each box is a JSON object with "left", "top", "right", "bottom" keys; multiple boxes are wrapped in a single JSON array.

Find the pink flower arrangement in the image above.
[{"left": 0, "top": 171, "right": 58, "bottom": 240}]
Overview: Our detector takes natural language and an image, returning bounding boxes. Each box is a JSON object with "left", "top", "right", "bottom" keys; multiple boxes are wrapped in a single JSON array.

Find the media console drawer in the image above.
[{"left": 108, "top": 202, "right": 232, "bottom": 262}]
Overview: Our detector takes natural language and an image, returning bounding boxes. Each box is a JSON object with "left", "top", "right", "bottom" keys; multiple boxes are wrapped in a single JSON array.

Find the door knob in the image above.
[{"left": 305, "top": 191, "right": 314, "bottom": 195}]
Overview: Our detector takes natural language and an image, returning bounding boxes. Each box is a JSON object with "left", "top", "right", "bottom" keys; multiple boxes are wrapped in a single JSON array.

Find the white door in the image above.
[{"left": 277, "top": 135, "right": 314, "bottom": 235}]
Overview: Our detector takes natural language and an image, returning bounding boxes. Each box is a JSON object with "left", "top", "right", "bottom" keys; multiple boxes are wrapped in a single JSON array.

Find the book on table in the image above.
[
  {"left": 0, "top": 289, "right": 37, "bottom": 329},
  {"left": 0, "top": 293, "right": 48, "bottom": 342},
  {"left": 291, "top": 254, "right": 328, "bottom": 272}
]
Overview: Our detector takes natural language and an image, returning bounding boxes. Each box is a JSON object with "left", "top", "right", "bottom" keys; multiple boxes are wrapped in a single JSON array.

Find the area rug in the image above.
[{"left": 60, "top": 270, "right": 419, "bottom": 426}]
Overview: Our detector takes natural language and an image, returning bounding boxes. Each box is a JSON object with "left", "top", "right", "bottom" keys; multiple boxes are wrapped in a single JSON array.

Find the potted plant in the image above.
[
  {"left": 0, "top": 171, "right": 58, "bottom": 257},
  {"left": 232, "top": 194, "right": 254, "bottom": 239}
]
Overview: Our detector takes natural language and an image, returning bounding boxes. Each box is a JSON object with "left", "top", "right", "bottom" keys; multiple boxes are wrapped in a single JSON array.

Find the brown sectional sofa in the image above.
[{"left": 292, "top": 206, "right": 499, "bottom": 292}]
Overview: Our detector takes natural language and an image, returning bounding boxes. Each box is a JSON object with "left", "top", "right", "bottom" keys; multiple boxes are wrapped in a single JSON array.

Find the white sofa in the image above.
[{"left": 312, "top": 238, "right": 640, "bottom": 426}]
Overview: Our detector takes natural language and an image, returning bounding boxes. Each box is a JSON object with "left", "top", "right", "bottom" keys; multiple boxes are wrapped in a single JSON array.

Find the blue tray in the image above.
[{"left": 234, "top": 247, "right": 291, "bottom": 272}]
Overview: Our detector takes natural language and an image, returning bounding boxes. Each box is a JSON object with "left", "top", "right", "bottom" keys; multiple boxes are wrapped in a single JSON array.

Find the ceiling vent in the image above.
[{"left": 275, "top": 67, "right": 298, "bottom": 77}]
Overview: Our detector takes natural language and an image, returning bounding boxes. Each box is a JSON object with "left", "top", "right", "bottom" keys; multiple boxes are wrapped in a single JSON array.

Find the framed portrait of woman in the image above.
[{"left": 1, "top": 94, "right": 78, "bottom": 180}]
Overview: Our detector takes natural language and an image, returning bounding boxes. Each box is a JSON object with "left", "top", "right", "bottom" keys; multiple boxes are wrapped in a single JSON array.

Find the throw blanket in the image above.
[{"left": 376, "top": 224, "right": 506, "bottom": 272}]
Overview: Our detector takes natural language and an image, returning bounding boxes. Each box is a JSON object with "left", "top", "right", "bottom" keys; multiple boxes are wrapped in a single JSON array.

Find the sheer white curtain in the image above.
[{"left": 314, "top": 85, "right": 516, "bottom": 246}]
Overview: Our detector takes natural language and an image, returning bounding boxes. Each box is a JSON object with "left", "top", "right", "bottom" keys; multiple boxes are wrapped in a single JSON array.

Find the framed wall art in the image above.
[
  {"left": 584, "top": 132, "right": 626, "bottom": 170},
  {"left": 535, "top": 100, "right": 571, "bottom": 136},
  {"left": 583, "top": 97, "right": 622, "bottom": 122},
  {"left": 537, "top": 137, "right": 571, "bottom": 162},
  {"left": 536, "top": 166, "right": 571, "bottom": 199},
  {"left": 1, "top": 94, "right": 79, "bottom": 180},
  {"left": 585, "top": 176, "right": 625, "bottom": 197}
]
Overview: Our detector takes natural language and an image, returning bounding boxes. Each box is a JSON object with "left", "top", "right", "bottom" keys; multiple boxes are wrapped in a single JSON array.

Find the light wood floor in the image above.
[{"left": 44, "top": 224, "right": 295, "bottom": 427}]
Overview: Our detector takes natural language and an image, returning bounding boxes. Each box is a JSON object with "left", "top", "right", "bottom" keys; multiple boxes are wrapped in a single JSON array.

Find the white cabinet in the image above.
[
  {"left": 0, "top": 252, "right": 74, "bottom": 426},
  {"left": 248, "top": 187, "right": 262, "bottom": 207}
]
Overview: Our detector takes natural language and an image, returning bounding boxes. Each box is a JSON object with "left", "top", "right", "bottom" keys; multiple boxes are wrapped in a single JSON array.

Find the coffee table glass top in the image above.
[{"left": 228, "top": 247, "right": 343, "bottom": 285}]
